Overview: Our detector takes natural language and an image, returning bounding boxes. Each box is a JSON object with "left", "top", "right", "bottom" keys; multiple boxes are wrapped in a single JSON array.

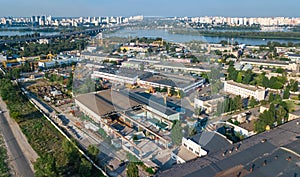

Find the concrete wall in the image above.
[
  {"left": 182, "top": 137, "right": 207, "bottom": 157},
  {"left": 171, "top": 151, "right": 186, "bottom": 164}
]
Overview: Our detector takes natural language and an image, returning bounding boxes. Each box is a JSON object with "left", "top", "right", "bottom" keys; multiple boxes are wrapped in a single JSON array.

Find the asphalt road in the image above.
[{"left": 0, "top": 110, "right": 34, "bottom": 177}]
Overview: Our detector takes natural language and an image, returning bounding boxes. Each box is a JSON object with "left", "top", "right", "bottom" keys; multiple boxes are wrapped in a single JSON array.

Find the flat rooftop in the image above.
[
  {"left": 143, "top": 73, "right": 201, "bottom": 89},
  {"left": 241, "top": 58, "right": 291, "bottom": 65},
  {"left": 95, "top": 67, "right": 149, "bottom": 79},
  {"left": 226, "top": 80, "right": 264, "bottom": 92},
  {"left": 124, "top": 91, "right": 179, "bottom": 116},
  {"left": 173, "top": 147, "right": 198, "bottom": 162},
  {"left": 154, "top": 62, "right": 210, "bottom": 71},
  {"left": 197, "top": 95, "right": 224, "bottom": 102},
  {"left": 158, "top": 119, "right": 300, "bottom": 177},
  {"left": 190, "top": 131, "right": 231, "bottom": 154},
  {"left": 244, "top": 148, "right": 300, "bottom": 177},
  {"left": 122, "top": 60, "right": 143, "bottom": 64},
  {"left": 75, "top": 89, "right": 141, "bottom": 117}
]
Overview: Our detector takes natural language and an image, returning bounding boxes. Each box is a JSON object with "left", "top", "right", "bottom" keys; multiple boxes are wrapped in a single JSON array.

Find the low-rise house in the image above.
[
  {"left": 172, "top": 131, "right": 231, "bottom": 164},
  {"left": 194, "top": 95, "right": 224, "bottom": 114}
]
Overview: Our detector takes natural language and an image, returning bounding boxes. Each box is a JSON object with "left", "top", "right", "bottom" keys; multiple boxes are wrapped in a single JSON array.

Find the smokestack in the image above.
[{"left": 164, "top": 94, "right": 167, "bottom": 105}]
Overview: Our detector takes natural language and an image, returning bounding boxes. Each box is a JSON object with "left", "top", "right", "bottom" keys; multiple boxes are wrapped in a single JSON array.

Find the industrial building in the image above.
[
  {"left": 75, "top": 89, "right": 181, "bottom": 158},
  {"left": 121, "top": 60, "right": 144, "bottom": 70},
  {"left": 91, "top": 64, "right": 206, "bottom": 93},
  {"left": 139, "top": 73, "right": 205, "bottom": 93},
  {"left": 91, "top": 67, "right": 150, "bottom": 85},
  {"left": 152, "top": 62, "right": 211, "bottom": 74},
  {"left": 240, "top": 58, "right": 300, "bottom": 72}
]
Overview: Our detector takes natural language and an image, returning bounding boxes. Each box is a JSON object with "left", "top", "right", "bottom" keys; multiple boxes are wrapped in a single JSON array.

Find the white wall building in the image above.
[
  {"left": 224, "top": 80, "right": 266, "bottom": 101},
  {"left": 171, "top": 137, "right": 208, "bottom": 164},
  {"left": 194, "top": 96, "right": 224, "bottom": 113},
  {"left": 38, "top": 57, "right": 81, "bottom": 68}
]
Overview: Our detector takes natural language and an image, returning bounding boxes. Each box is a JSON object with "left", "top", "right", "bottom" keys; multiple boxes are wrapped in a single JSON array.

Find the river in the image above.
[{"left": 105, "top": 28, "right": 300, "bottom": 46}]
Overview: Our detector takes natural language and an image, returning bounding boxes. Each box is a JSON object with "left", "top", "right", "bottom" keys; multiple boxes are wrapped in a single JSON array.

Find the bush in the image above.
[{"left": 146, "top": 167, "right": 155, "bottom": 174}]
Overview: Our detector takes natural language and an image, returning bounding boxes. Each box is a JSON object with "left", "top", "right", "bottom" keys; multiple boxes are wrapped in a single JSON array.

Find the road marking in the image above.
[{"left": 280, "top": 147, "right": 300, "bottom": 158}]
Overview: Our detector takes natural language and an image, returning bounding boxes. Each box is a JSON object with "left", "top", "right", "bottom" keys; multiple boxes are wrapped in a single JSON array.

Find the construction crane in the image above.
[
  {"left": 46, "top": 53, "right": 55, "bottom": 60},
  {"left": 39, "top": 52, "right": 56, "bottom": 62}
]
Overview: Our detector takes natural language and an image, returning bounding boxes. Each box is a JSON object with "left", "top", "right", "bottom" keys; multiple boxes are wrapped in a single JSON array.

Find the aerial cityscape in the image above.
[{"left": 0, "top": 1, "right": 299, "bottom": 177}]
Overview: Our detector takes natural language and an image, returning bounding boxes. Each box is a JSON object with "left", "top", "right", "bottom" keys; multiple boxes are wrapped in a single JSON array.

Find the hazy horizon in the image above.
[{"left": 0, "top": 0, "right": 299, "bottom": 18}]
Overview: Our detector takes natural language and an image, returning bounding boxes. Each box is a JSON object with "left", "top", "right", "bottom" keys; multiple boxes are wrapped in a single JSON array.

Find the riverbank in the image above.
[
  {"left": 169, "top": 29, "right": 300, "bottom": 40},
  {"left": 106, "top": 28, "right": 300, "bottom": 45}
]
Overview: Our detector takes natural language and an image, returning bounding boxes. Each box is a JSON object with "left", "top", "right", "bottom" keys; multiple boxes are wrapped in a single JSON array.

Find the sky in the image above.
[{"left": 1, "top": 0, "right": 299, "bottom": 17}]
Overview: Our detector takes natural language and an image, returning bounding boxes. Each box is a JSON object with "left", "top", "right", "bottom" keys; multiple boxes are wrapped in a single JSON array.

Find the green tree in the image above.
[
  {"left": 268, "top": 93, "right": 275, "bottom": 102},
  {"left": 177, "top": 90, "right": 185, "bottom": 98},
  {"left": 274, "top": 94, "right": 282, "bottom": 104},
  {"left": 87, "top": 145, "right": 99, "bottom": 162},
  {"left": 234, "top": 95, "right": 243, "bottom": 110},
  {"left": 249, "top": 97, "right": 258, "bottom": 108},
  {"left": 170, "top": 86, "right": 176, "bottom": 96},
  {"left": 10, "top": 68, "right": 21, "bottom": 79},
  {"left": 10, "top": 111, "right": 20, "bottom": 120},
  {"left": 243, "top": 70, "right": 253, "bottom": 84},
  {"left": 254, "top": 120, "right": 266, "bottom": 133},
  {"left": 62, "top": 139, "right": 80, "bottom": 166},
  {"left": 227, "top": 64, "right": 238, "bottom": 81},
  {"left": 34, "top": 154, "right": 59, "bottom": 177},
  {"left": 171, "top": 121, "right": 183, "bottom": 146},
  {"left": 262, "top": 76, "right": 269, "bottom": 88},
  {"left": 283, "top": 88, "right": 290, "bottom": 99},
  {"left": 269, "top": 103, "right": 276, "bottom": 119},
  {"left": 216, "top": 100, "right": 225, "bottom": 115},
  {"left": 236, "top": 72, "right": 243, "bottom": 83},
  {"left": 188, "top": 127, "right": 197, "bottom": 136},
  {"left": 126, "top": 162, "right": 139, "bottom": 177},
  {"left": 67, "top": 71, "right": 73, "bottom": 90},
  {"left": 255, "top": 109, "right": 275, "bottom": 133},
  {"left": 161, "top": 86, "right": 168, "bottom": 92},
  {"left": 214, "top": 50, "right": 222, "bottom": 55},
  {"left": 78, "top": 158, "right": 92, "bottom": 177},
  {"left": 291, "top": 80, "right": 298, "bottom": 92},
  {"left": 276, "top": 105, "right": 287, "bottom": 125}
]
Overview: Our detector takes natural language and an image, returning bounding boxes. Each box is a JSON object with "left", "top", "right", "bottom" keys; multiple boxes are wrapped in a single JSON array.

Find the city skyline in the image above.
[{"left": 0, "top": 0, "right": 300, "bottom": 17}]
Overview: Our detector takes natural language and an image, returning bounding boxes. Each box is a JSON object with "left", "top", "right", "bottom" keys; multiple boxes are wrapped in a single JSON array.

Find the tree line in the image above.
[{"left": 227, "top": 61, "right": 298, "bottom": 90}]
